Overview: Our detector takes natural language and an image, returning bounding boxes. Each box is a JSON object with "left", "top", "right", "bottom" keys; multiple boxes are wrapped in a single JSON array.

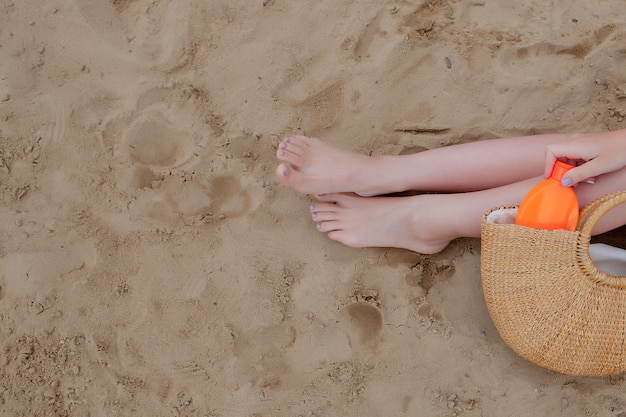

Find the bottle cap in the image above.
[{"left": 550, "top": 161, "right": 576, "bottom": 181}]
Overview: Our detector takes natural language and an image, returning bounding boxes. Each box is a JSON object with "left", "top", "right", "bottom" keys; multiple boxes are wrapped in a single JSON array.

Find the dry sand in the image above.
[{"left": 1, "top": 1, "right": 626, "bottom": 416}]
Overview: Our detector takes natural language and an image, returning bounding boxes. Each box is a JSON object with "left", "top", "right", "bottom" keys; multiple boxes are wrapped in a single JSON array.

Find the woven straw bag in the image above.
[{"left": 481, "top": 190, "right": 626, "bottom": 376}]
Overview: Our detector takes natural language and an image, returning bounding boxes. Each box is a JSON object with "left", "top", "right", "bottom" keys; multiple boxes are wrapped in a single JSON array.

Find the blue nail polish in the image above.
[
  {"left": 311, "top": 213, "right": 317, "bottom": 219},
  {"left": 561, "top": 177, "right": 573, "bottom": 187}
]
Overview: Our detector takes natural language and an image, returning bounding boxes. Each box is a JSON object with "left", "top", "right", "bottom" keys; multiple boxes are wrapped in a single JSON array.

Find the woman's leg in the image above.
[
  {"left": 309, "top": 167, "right": 626, "bottom": 254},
  {"left": 276, "top": 133, "right": 575, "bottom": 196}
]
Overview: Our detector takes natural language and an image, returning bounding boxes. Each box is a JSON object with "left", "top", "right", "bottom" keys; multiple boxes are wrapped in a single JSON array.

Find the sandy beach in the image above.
[{"left": 1, "top": 0, "right": 625, "bottom": 416}]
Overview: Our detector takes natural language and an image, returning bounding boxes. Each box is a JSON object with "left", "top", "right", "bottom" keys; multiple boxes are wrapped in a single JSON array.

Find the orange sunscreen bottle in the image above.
[{"left": 515, "top": 161, "right": 579, "bottom": 231}]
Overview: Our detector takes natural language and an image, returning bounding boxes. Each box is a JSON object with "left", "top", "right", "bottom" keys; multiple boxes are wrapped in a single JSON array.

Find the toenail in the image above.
[
  {"left": 279, "top": 150, "right": 285, "bottom": 156},
  {"left": 317, "top": 223, "right": 321, "bottom": 230},
  {"left": 283, "top": 166, "right": 290, "bottom": 176},
  {"left": 286, "top": 137, "right": 292, "bottom": 142},
  {"left": 311, "top": 212, "right": 317, "bottom": 219},
  {"left": 281, "top": 142, "right": 287, "bottom": 148},
  {"left": 309, "top": 205, "right": 315, "bottom": 211}
]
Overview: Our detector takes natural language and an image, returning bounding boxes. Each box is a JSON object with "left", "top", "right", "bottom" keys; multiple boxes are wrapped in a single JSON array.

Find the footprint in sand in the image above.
[
  {"left": 351, "top": 3, "right": 416, "bottom": 63},
  {"left": 349, "top": 1, "right": 453, "bottom": 63},
  {"left": 124, "top": 113, "right": 197, "bottom": 168},
  {"left": 272, "top": 66, "right": 345, "bottom": 135},
  {"left": 337, "top": 301, "right": 384, "bottom": 350},
  {"left": 102, "top": 87, "right": 211, "bottom": 187},
  {"left": 102, "top": 86, "right": 253, "bottom": 227},
  {"left": 298, "top": 81, "right": 345, "bottom": 134},
  {"left": 496, "top": 24, "right": 616, "bottom": 84},
  {"left": 73, "top": 0, "right": 129, "bottom": 48},
  {"left": 291, "top": 2, "right": 453, "bottom": 135},
  {"left": 75, "top": 0, "right": 204, "bottom": 72},
  {"left": 102, "top": 87, "right": 210, "bottom": 224},
  {"left": 344, "top": 2, "right": 407, "bottom": 63},
  {"left": 209, "top": 176, "right": 252, "bottom": 220}
]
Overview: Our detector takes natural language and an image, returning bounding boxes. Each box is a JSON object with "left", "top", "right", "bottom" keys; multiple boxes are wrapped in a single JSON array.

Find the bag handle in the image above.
[
  {"left": 575, "top": 190, "right": 626, "bottom": 286},
  {"left": 577, "top": 190, "right": 626, "bottom": 236}
]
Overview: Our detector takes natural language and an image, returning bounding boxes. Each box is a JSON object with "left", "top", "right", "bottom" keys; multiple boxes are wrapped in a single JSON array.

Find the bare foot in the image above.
[
  {"left": 308, "top": 193, "right": 452, "bottom": 254},
  {"left": 275, "top": 135, "right": 392, "bottom": 196}
]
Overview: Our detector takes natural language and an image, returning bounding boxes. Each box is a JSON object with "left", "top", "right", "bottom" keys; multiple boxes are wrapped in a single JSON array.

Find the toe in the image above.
[
  {"left": 275, "top": 163, "right": 293, "bottom": 184},
  {"left": 310, "top": 211, "right": 337, "bottom": 222},
  {"left": 277, "top": 142, "right": 304, "bottom": 164},
  {"left": 317, "top": 220, "right": 341, "bottom": 233},
  {"left": 276, "top": 163, "right": 313, "bottom": 194},
  {"left": 327, "top": 231, "right": 361, "bottom": 248},
  {"left": 288, "top": 135, "right": 312, "bottom": 147},
  {"left": 309, "top": 202, "right": 337, "bottom": 213},
  {"left": 315, "top": 193, "right": 351, "bottom": 204}
]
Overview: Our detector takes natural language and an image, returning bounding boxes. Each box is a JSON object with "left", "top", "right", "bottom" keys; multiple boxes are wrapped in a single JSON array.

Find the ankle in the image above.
[
  {"left": 406, "top": 197, "right": 453, "bottom": 253},
  {"left": 358, "top": 155, "right": 408, "bottom": 196},
  {"left": 344, "top": 155, "right": 395, "bottom": 197}
]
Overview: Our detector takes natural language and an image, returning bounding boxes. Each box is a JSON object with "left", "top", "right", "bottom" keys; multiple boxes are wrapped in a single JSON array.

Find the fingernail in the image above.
[
  {"left": 561, "top": 177, "right": 573, "bottom": 187},
  {"left": 585, "top": 178, "right": 595, "bottom": 185}
]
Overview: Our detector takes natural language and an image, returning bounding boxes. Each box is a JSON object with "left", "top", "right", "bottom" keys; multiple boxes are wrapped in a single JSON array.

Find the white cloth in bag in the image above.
[{"left": 590, "top": 243, "right": 626, "bottom": 276}]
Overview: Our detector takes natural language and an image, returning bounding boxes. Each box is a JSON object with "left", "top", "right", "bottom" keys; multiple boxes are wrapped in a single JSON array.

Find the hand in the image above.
[{"left": 544, "top": 130, "right": 626, "bottom": 187}]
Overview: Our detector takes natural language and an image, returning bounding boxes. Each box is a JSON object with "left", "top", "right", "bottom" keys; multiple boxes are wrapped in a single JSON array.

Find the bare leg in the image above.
[
  {"left": 276, "top": 133, "right": 574, "bottom": 196},
  {"left": 309, "top": 168, "right": 626, "bottom": 254}
]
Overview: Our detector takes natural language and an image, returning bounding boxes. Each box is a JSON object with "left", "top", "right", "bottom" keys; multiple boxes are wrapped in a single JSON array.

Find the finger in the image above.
[
  {"left": 543, "top": 144, "right": 571, "bottom": 178},
  {"left": 561, "top": 158, "right": 604, "bottom": 187},
  {"left": 544, "top": 151, "right": 558, "bottom": 179}
]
